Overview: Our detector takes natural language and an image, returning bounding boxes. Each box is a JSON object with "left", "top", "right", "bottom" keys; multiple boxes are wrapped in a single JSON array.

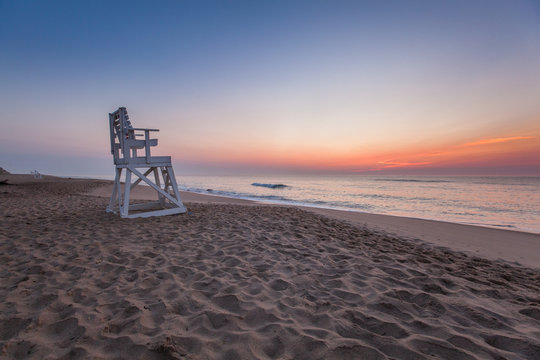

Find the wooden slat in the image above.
[{"left": 123, "top": 207, "right": 186, "bottom": 218}]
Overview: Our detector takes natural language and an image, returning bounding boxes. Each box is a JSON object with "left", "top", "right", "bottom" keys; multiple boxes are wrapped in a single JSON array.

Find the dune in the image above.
[{"left": 1, "top": 175, "right": 539, "bottom": 359}]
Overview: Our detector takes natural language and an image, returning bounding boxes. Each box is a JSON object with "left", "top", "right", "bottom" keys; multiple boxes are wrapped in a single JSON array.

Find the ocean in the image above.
[{"left": 175, "top": 175, "right": 540, "bottom": 234}]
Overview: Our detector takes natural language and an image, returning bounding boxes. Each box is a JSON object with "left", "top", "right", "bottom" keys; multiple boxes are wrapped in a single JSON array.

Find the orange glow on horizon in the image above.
[{"left": 166, "top": 132, "right": 540, "bottom": 173}]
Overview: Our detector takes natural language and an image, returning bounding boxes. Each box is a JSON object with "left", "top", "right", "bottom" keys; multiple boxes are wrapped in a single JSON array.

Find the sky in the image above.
[{"left": 1, "top": 0, "right": 539, "bottom": 176}]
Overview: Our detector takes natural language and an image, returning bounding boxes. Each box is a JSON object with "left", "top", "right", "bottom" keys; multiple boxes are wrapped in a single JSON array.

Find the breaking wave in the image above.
[{"left": 251, "top": 183, "right": 288, "bottom": 189}]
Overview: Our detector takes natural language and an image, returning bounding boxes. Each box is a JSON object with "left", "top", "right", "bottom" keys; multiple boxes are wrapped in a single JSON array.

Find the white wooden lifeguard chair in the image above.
[{"left": 107, "top": 107, "right": 187, "bottom": 218}]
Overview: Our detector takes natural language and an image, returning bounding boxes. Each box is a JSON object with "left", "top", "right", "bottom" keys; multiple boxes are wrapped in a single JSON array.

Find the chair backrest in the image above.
[
  {"left": 109, "top": 107, "right": 162, "bottom": 165},
  {"left": 110, "top": 107, "right": 132, "bottom": 153},
  {"left": 110, "top": 107, "right": 137, "bottom": 163}
]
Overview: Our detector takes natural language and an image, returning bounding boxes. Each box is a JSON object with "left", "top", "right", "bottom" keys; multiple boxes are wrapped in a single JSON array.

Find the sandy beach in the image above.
[{"left": 1, "top": 175, "right": 539, "bottom": 359}]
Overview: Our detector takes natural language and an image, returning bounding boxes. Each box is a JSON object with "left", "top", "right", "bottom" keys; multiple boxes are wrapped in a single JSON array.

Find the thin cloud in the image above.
[
  {"left": 377, "top": 160, "right": 432, "bottom": 168},
  {"left": 463, "top": 136, "right": 535, "bottom": 147}
]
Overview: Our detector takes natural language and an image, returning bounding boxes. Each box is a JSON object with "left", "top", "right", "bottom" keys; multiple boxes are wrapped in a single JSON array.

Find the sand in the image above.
[
  {"left": 1, "top": 175, "right": 539, "bottom": 359},
  {"left": 89, "top": 184, "right": 540, "bottom": 269}
]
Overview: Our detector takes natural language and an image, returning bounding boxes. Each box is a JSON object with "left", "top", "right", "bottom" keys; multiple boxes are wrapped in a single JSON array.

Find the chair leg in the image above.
[
  {"left": 108, "top": 167, "right": 122, "bottom": 213},
  {"left": 121, "top": 169, "right": 132, "bottom": 217},
  {"left": 166, "top": 166, "right": 185, "bottom": 210},
  {"left": 161, "top": 167, "right": 170, "bottom": 195},
  {"left": 153, "top": 167, "right": 165, "bottom": 207}
]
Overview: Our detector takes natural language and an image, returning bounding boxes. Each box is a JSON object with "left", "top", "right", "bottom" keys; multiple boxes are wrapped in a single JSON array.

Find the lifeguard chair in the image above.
[{"left": 107, "top": 107, "right": 187, "bottom": 218}]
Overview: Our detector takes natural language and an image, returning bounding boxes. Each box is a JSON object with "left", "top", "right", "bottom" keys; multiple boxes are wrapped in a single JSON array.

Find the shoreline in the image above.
[
  {"left": 59, "top": 174, "right": 540, "bottom": 234},
  {"left": 86, "top": 179, "right": 540, "bottom": 269},
  {"left": 170, "top": 189, "right": 537, "bottom": 234}
]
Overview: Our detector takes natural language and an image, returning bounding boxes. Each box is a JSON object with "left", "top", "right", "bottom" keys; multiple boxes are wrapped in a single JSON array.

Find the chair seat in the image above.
[
  {"left": 125, "top": 139, "right": 158, "bottom": 149},
  {"left": 114, "top": 155, "right": 171, "bottom": 167}
]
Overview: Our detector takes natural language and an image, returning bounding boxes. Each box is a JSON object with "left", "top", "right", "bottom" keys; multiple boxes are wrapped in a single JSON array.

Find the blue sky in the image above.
[{"left": 1, "top": 0, "right": 539, "bottom": 176}]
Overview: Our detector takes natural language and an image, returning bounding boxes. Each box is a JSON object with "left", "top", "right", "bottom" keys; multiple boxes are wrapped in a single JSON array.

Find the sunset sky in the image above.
[{"left": 1, "top": 0, "right": 539, "bottom": 176}]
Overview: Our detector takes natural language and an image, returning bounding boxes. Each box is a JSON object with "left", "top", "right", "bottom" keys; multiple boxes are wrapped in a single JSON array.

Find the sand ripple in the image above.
[{"left": 1, "top": 180, "right": 539, "bottom": 359}]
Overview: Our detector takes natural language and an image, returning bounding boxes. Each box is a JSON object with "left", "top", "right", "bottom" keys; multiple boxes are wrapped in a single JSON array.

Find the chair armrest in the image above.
[{"left": 131, "top": 128, "right": 160, "bottom": 132}]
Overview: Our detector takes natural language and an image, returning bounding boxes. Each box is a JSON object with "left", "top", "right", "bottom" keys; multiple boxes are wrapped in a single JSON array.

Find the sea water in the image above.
[{"left": 176, "top": 175, "right": 540, "bottom": 234}]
